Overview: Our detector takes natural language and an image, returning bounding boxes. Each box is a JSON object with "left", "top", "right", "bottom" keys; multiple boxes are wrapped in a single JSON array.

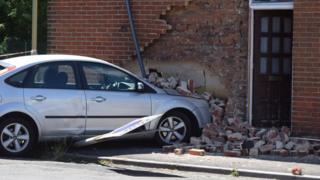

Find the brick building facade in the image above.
[{"left": 47, "top": 0, "right": 320, "bottom": 137}]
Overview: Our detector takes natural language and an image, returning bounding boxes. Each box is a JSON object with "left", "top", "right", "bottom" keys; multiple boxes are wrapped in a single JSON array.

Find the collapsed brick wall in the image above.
[
  {"left": 47, "top": 0, "right": 190, "bottom": 64},
  {"left": 292, "top": 0, "right": 320, "bottom": 137},
  {"left": 142, "top": 0, "right": 249, "bottom": 119},
  {"left": 48, "top": 0, "right": 249, "bottom": 119}
]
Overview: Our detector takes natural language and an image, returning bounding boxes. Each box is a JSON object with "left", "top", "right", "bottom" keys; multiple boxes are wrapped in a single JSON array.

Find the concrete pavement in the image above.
[{"left": 66, "top": 138, "right": 320, "bottom": 180}]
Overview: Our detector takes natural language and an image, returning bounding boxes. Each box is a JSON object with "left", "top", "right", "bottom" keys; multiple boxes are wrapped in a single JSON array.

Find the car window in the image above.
[
  {"left": 30, "top": 63, "right": 77, "bottom": 89},
  {"left": 82, "top": 63, "right": 137, "bottom": 91},
  {"left": 5, "top": 70, "right": 29, "bottom": 87},
  {"left": 0, "top": 65, "right": 4, "bottom": 71}
]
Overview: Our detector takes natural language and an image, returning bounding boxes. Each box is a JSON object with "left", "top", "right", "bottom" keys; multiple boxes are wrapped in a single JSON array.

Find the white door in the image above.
[
  {"left": 80, "top": 62, "right": 152, "bottom": 135},
  {"left": 24, "top": 62, "right": 86, "bottom": 137}
]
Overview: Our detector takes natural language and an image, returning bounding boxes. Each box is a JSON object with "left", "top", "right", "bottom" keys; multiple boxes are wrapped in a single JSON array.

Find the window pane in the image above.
[
  {"left": 82, "top": 63, "right": 136, "bottom": 91},
  {"left": 6, "top": 70, "right": 28, "bottom": 87},
  {"left": 261, "top": 17, "right": 269, "bottom": 33},
  {"left": 260, "top": 37, "right": 268, "bottom": 53},
  {"left": 283, "top": 58, "right": 291, "bottom": 74},
  {"left": 284, "top": 37, "right": 292, "bottom": 53},
  {"left": 272, "top": 17, "right": 281, "bottom": 33},
  {"left": 260, "top": 57, "right": 268, "bottom": 74},
  {"left": 284, "top": 18, "right": 292, "bottom": 33},
  {"left": 272, "top": 37, "right": 280, "bottom": 53},
  {"left": 32, "top": 63, "right": 77, "bottom": 89},
  {"left": 272, "top": 58, "right": 280, "bottom": 74}
]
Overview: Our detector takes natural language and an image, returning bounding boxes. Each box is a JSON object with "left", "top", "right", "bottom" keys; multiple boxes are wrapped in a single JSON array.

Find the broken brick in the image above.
[
  {"left": 224, "top": 149, "right": 241, "bottom": 157},
  {"left": 254, "top": 140, "right": 265, "bottom": 149},
  {"left": 190, "top": 137, "right": 202, "bottom": 146},
  {"left": 174, "top": 148, "right": 184, "bottom": 155},
  {"left": 227, "top": 133, "right": 243, "bottom": 141},
  {"left": 275, "top": 141, "right": 284, "bottom": 149},
  {"left": 189, "top": 149, "right": 205, "bottom": 156},
  {"left": 279, "top": 149, "right": 289, "bottom": 157},
  {"left": 249, "top": 148, "right": 259, "bottom": 156},
  {"left": 259, "top": 144, "right": 274, "bottom": 154},
  {"left": 162, "top": 145, "right": 175, "bottom": 153},
  {"left": 284, "top": 141, "right": 295, "bottom": 150}
]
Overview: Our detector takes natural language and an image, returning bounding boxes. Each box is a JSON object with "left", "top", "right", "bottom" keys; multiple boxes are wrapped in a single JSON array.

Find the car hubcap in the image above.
[
  {"left": 158, "top": 116, "right": 187, "bottom": 144},
  {"left": 1, "top": 123, "right": 30, "bottom": 153}
]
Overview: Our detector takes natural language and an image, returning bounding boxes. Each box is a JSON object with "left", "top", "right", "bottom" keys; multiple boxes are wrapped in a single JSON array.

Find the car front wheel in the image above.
[
  {"left": 0, "top": 116, "right": 36, "bottom": 156},
  {"left": 155, "top": 111, "right": 192, "bottom": 145}
]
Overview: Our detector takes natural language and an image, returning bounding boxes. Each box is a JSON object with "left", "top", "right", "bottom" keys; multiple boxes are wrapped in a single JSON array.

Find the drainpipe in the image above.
[
  {"left": 125, "top": 0, "right": 147, "bottom": 78},
  {"left": 31, "top": 0, "right": 38, "bottom": 55}
]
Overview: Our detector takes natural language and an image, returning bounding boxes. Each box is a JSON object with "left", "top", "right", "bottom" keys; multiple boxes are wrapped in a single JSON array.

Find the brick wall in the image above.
[
  {"left": 47, "top": 0, "right": 190, "bottom": 64},
  {"left": 292, "top": 0, "right": 320, "bottom": 136},
  {"left": 137, "top": 0, "right": 249, "bottom": 118}
]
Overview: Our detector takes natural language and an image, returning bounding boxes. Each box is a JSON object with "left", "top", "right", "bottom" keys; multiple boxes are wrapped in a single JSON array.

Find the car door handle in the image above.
[
  {"left": 91, "top": 96, "right": 106, "bottom": 103},
  {"left": 31, "top": 95, "right": 47, "bottom": 102}
]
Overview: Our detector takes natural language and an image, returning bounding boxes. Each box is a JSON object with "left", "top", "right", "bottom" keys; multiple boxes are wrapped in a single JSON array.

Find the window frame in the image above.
[
  {"left": 24, "top": 61, "right": 82, "bottom": 90},
  {"left": 250, "top": 0, "right": 293, "bottom": 10},
  {"left": 78, "top": 62, "right": 155, "bottom": 93}
]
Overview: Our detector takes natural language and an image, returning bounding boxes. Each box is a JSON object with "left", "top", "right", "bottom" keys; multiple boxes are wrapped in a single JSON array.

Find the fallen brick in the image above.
[
  {"left": 162, "top": 145, "right": 175, "bottom": 153},
  {"left": 291, "top": 166, "right": 302, "bottom": 175},
  {"left": 254, "top": 140, "right": 265, "bottom": 149},
  {"left": 284, "top": 141, "right": 295, "bottom": 150},
  {"left": 227, "top": 133, "right": 243, "bottom": 141},
  {"left": 259, "top": 144, "right": 274, "bottom": 154},
  {"left": 279, "top": 149, "right": 289, "bottom": 157},
  {"left": 201, "top": 135, "right": 213, "bottom": 145},
  {"left": 174, "top": 148, "right": 184, "bottom": 155},
  {"left": 276, "top": 141, "right": 284, "bottom": 149},
  {"left": 189, "top": 149, "right": 205, "bottom": 156},
  {"left": 224, "top": 149, "right": 241, "bottom": 157}
]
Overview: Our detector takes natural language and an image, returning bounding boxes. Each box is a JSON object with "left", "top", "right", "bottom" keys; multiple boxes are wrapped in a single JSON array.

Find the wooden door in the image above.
[{"left": 253, "top": 10, "right": 293, "bottom": 127}]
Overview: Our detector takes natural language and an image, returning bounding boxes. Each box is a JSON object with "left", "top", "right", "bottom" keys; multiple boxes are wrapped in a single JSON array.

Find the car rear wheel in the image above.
[
  {"left": 0, "top": 116, "right": 36, "bottom": 157},
  {"left": 155, "top": 111, "right": 192, "bottom": 145}
]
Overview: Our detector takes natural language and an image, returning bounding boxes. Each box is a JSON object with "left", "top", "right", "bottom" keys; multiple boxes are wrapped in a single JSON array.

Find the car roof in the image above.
[{"left": 1, "top": 54, "right": 110, "bottom": 68}]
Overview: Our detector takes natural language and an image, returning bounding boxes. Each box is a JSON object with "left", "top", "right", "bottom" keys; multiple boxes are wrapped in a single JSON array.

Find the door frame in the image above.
[{"left": 248, "top": 1, "right": 293, "bottom": 126}]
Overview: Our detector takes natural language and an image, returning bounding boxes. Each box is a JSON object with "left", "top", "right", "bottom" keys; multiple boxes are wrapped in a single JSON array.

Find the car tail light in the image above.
[{"left": 0, "top": 65, "right": 16, "bottom": 76}]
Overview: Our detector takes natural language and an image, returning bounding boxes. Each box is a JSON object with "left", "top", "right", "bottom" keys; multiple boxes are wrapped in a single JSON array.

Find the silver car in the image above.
[{"left": 0, "top": 55, "right": 211, "bottom": 156}]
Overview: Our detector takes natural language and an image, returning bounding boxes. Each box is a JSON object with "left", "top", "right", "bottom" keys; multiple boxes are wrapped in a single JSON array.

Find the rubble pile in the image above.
[
  {"left": 163, "top": 93, "right": 320, "bottom": 157},
  {"left": 146, "top": 71, "right": 320, "bottom": 157}
]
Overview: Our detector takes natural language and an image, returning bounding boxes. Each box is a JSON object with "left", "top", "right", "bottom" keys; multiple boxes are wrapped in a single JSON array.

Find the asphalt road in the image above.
[{"left": 0, "top": 158, "right": 267, "bottom": 180}]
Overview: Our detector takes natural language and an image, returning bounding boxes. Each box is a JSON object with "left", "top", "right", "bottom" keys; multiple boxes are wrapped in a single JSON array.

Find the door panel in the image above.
[
  {"left": 24, "top": 89, "right": 86, "bottom": 136},
  {"left": 24, "top": 62, "right": 86, "bottom": 136},
  {"left": 85, "top": 91, "right": 151, "bottom": 134},
  {"left": 253, "top": 10, "right": 292, "bottom": 127},
  {"left": 80, "top": 62, "right": 151, "bottom": 135}
]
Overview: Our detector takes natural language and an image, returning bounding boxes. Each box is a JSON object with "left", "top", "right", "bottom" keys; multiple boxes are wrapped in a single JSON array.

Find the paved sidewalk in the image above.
[{"left": 66, "top": 140, "right": 320, "bottom": 179}]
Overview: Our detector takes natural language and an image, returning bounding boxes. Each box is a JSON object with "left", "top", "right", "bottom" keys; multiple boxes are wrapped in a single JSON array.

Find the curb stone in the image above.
[{"left": 64, "top": 153, "right": 320, "bottom": 180}]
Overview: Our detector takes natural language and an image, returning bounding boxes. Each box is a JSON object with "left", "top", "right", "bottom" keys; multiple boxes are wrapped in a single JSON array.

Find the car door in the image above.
[
  {"left": 24, "top": 61, "right": 86, "bottom": 137},
  {"left": 80, "top": 62, "right": 152, "bottom": 135}
]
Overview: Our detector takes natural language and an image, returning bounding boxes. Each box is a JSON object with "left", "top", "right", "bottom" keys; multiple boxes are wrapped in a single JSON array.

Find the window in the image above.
[
  {"left": 29, "top": 62, "right": 77, "bottom": 89},
  {"left": 5, "top": 70, "right": 29, "bottom": 87},
  {"left": 82, "top": 63, "right": 137, "bottom": 92},
  {"left": 0, "top": 65, "right": 4, "bottom": 71}
]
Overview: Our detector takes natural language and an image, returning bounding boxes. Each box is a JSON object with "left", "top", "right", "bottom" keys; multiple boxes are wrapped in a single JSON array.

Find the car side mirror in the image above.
[{"left": 137, "top": 82, "right": 145, "bottom": 92}]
